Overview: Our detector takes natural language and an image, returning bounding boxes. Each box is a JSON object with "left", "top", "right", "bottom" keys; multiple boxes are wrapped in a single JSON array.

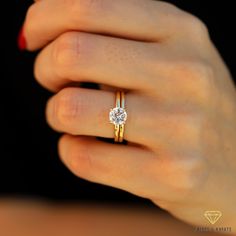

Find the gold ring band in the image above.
[
  {"left": 118, "top": 91, "right": 125, "bottom": 142},
  {"left": 109, "top": 91, "right": 127, "bottom": 143}
]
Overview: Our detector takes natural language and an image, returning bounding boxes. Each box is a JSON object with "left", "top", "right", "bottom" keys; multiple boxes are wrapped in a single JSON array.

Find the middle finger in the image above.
[{"left": 35, "top": 32, "right": 155, "bottom": 91}]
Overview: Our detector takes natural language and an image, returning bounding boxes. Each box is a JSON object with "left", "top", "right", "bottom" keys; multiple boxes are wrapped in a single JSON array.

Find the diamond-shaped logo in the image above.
[{"left": 204, "top": 211, "right": 222, "bottom": 225}]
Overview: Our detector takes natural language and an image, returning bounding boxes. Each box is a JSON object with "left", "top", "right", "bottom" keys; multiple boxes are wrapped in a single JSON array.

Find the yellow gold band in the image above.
[
  {"left": 114, "top": 91, "right": 126, "bottom": 143},
  {"left": 118, "top": 91, "right": 125, "bottom": 142}
]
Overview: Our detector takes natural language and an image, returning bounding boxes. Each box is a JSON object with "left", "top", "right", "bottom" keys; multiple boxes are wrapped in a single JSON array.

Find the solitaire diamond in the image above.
[{"left": 109, "top": 107, "right": 127, "bottom": 125}]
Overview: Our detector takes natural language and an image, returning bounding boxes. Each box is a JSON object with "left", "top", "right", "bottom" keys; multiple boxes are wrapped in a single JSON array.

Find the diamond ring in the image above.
[{"left": 109, "top": 91, "right": 127, "bottom": 143}]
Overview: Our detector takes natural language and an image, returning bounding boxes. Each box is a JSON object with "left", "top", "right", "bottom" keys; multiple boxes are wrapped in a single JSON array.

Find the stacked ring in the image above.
[{"left": 109, "top": 91, "right": 127, "bottom": 143}]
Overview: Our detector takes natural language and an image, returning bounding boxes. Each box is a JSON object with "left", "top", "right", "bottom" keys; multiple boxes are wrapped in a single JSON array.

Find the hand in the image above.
[{"left": 23, "top": 0, "right": 236, "bottom": 231}]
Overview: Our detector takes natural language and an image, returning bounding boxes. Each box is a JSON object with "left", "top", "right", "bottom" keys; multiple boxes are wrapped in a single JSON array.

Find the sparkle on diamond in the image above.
[{"left": 109, "top": 107, "right": 127, "bottom": 125}]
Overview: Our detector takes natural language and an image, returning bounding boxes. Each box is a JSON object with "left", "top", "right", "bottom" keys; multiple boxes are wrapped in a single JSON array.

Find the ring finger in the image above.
[
  {"left": 46, "top": 87, "right": 141, "bottom": 143},
  {"left": 47, "top": 87, "right": 198, "bottom": 148}
]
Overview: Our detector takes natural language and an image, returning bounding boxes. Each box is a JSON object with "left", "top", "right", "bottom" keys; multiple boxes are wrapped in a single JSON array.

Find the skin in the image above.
[{"left": 22, "top": 0, "right": 236, "bottom": 232}]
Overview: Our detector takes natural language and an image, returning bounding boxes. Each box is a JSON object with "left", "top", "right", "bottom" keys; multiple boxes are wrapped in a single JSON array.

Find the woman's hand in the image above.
[{"left": 23, "top": 0, "right": 236, "bottom": 230}]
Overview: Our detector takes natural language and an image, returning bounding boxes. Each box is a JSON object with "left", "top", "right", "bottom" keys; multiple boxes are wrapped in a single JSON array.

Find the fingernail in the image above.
[{"left": 17, "top": 26, "right": 27, "bottom": 51}]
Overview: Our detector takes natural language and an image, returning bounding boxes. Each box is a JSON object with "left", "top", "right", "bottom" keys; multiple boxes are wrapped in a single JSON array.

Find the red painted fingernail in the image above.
[{"left": 17, "top": 26, "right": 27, "bottom": 51}]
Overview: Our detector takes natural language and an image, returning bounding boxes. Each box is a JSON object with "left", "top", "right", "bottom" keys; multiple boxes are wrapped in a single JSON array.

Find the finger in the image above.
[
  {"left": 46, "top": 87, "right": 200, "bottom": 149},
  {"left": 58, "top": 134, "right": 157, "bottom": 197},
  {"left": 24, "top": 0, "right": 192, "bottom": 50},
  {"left": 34, "top": 32, "right": 153, "bottom": 91},
  {"left": 46, "top": 87, "right": 140, "bottom": 143}
]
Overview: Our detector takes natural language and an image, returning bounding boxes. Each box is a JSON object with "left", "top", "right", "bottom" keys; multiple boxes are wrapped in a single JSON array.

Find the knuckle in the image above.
[
  {"left": 54, "top": 89, "right": 83, "bottom": 127},
  {"left": 148, "top": 112, "right": 201, "bottom": 143},
  {"left": 172, "top": 112, "right": 207, "bottom": 147},
  {"left": 62, "top": 0, "right": 80, "bottom": 15},
  {"left": 147, "top": 153, "right": 207, "bottom": 199},
  {"left": 182, "top": 14, "right": 210, "bottom": 39},
  {"left": 52, "top": 33, "right": 80, "bottom": 77},
  {"left": 185, "top": 60, "right": 213, "bottom": 83},
  {"left": 178, "top": 159, "right": 207, "bottom": 192},
  {"left": 190, "top": 16, "right": 209, "bottom": 35},
  {"left": 160, "top": 1, "right": 210, "bottom": 40},
  {"left": 189, "top": 61, "right": 215, "bottom": 99},
  {"left": 165, "top": 156, "right": 207, "bottom": 194},
  {"left": 66, "top": 0, "right": 104, "bottom": 24},
  {"left": 174, "top": 60, "right": 214, "bottom": 100},
  {"left": 173, "top": 114, "right": 201, "bottom": 140},
  {"left": 158, "top": 1, "right": 181, "bottom": 13},
  {"left": 79, "top": 0, "right": 104, "bottom": 11}
]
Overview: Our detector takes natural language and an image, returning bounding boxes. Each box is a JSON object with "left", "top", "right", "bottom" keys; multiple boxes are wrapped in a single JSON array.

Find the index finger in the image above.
[{"left": 24, "top": 0, "right": 187, "bottom": 50}]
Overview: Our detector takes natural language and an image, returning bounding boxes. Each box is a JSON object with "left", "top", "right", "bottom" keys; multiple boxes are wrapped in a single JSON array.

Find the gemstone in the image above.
[{"left": 109, "top": 107, "right": 127, "bottom": 125}]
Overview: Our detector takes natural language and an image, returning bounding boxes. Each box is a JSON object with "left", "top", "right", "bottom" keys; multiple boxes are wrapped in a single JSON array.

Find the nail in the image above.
[{"left": 17, "top": 26, "right": 27, "bottom": 51}]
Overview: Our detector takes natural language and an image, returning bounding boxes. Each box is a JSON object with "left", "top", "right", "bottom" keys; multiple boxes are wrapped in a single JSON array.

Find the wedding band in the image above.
[{"left": 109, "top": 91, "right": 127, "bottom": 143}]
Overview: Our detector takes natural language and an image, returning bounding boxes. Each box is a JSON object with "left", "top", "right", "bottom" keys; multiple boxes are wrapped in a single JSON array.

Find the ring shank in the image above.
[{"left": 115, "top": 91, "right": 125, "bottom": 143}]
